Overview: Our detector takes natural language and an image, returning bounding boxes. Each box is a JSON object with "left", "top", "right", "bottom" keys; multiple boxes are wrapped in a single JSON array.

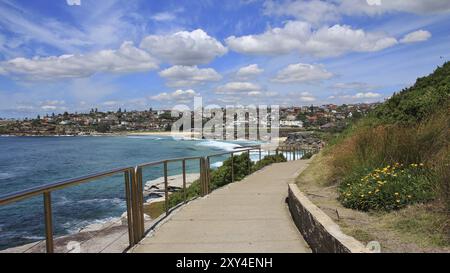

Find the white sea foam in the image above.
[
  {"left": 210, "top": 162, "right": 223, "bottom": 168},
  {"left": 0, "top": 172, "right": 15, "bottom": 180},
  {"left": 63, "top": 216, "right": 121, "bottom": 234},
  {"left": 127, "top": 135, "right": 163, "bottom": 140},
  {"left": 22, "top": 235, "right": 45, "bottom": 240},
  {"left": 76, "top": 198, "right": 123, "bottom": 204},
  {"left": 55, "top": 197, "right": 126, "bottom": 209},
  {"left": 196, "top": 140, "right": 242, "bottom": 151}
]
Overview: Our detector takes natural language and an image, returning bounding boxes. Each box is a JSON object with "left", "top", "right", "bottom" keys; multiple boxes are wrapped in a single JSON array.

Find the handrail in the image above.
[
  {"left": 0, "top": 166, "right": 134, "bottom": 206},
  {"left": 0, "top": 143, "right": 319, "bottom": 253}
]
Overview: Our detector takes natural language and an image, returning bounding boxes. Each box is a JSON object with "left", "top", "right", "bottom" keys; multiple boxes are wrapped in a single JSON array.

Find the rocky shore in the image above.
[{"left": 282, "top": 131, "right": 323, "bottom": 150}]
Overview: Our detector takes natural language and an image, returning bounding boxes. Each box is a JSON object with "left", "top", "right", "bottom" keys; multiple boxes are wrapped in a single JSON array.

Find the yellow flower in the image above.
[
  {"left": 368, "top": 191, "right": 372, "bottom": 194},
  {"left": 361, "top": 194, "right": 365, "bottom": 198},
  {"left": 375, "top": 189, "right": 380, "bottom": 193},
  {"left": 396, "top": 199, "right": 400, "bottom": 203},
  {"left": 395, "top": 192, "right": 399, "bottom": 196},
  {"left": 408, "top": 195, "right": 412, "bottom": 198}
]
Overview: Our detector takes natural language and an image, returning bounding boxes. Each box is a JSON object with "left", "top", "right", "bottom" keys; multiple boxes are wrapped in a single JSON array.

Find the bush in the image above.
[
  {"left": 210, "top": 152, "right": 254, "bottom": 190},
  {"left": 338, "top": 163, "right": 435, "bottom": 211},
  {"left": 251, "top": 154, "right": 286, "bottom": 172},
  {"left": 301, "top": 152, "right": 313, "bottom": 160}
]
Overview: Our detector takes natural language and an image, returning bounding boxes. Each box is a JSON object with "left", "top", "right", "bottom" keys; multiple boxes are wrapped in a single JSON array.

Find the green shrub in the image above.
[
  {"left": 251, "top": 154, "right": 286, "bottom": 172},
  {"left": 301, "top": 152, "right": 313, "bottom": 160},
  {"left": 338, "top": 163, "right": 435, "bottom": 211},
  {"left": 209, "top": 152, "right": 254, "bottom": 190}
]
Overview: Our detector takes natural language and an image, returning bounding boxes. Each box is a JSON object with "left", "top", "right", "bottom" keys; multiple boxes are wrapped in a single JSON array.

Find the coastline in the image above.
[{"left": 0, "top": 130, "right": 199, "bottom": 138}]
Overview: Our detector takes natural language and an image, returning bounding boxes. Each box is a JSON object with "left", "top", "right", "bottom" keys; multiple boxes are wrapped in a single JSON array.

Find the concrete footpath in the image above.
[{"left": 131, "top": 160, "right": 311, "bottom": 253}]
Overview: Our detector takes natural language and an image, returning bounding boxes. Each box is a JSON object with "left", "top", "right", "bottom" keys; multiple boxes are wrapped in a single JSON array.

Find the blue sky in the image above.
[{"left": 0, "top": 0, "right": 449, "bottom": 118}]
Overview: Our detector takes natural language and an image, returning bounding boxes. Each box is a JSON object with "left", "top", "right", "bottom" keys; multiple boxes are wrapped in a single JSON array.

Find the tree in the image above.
[
  {"left": 96, "top": 123, "right": 110, "bottom": 133},
  {"left": 296, "top": 113, "right": 308, "bottom": 122}
]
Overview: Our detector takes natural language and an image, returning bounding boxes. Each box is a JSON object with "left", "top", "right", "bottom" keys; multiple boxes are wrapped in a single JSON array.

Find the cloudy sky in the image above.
[{"left": 0, "top": 0, "right": 449, "bottom": 117}]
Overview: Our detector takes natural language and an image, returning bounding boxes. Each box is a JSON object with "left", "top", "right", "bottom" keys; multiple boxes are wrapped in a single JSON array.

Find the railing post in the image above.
[
  {"left": 164, "top": 161, "right": 169, "bottom": 216},
  {"left": 231, "top": 153, "right": 234, "bottom": 183},
  {"left": 259, "top": 147, "right": 262, "bottom": 161},
  {"left": 247, "top": 150, "right": 251, "bottom": 173},
  {"left": 205, "top": 157, "right": 210, "bottom": 195},
  {"left": 199, "top": 158, "right": 204, "bottom": 196},
  {"left": 124, "top": 169, "right": 134, "bottom": 247},
  {"left": 137, "top": 167, "right": 144, "bottom": 239},
  {"left": 293, "top": 147, "right": 296, "bottom": 160},
  {"left": 182, "top": 159, "right": 187, "bottom": 204},
  {"left": 43, "top": 192, "right": 54, "bottom": 253},
  {"left": 131, "top": 167, "right": 139, "bottom": 244}
]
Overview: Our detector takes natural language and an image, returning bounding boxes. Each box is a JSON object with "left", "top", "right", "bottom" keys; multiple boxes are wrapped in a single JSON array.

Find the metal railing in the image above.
[{"left": 0, "top": 144, "right": 318, "bottom": 253}]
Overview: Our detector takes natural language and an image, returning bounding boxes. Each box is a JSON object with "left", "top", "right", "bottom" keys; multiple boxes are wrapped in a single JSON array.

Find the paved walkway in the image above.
[{"left": 131, "top": 160, "right": 311, "bottom": 253}]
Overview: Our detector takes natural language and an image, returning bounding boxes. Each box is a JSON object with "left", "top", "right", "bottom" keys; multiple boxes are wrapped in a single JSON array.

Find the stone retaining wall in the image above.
[{"left": 288, "top": 184, "right": 369, "bottom": 253}]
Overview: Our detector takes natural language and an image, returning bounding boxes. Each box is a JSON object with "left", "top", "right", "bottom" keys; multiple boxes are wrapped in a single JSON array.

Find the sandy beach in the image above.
[{"left": 128, "top": 131, "right": 200, "bottom": 137}]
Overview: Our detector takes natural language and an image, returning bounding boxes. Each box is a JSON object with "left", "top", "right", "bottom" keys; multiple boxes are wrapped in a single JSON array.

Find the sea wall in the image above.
[{"left": 287, "top": 184, "right": 369, "bottom": 253}]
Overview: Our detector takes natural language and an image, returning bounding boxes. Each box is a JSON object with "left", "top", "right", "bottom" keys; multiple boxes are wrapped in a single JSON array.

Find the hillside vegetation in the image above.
[
  {"left": 298, "top": 62, "right": 449, "bottom": 250},
  {"left": 331, "top": 62, "right": 449, "bottom": 211}
]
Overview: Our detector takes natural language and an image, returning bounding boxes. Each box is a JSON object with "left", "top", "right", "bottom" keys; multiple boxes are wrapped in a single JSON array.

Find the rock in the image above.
[
  {"left": 120, "top": 211, "right": 151, "bottom": 224},
  {"left": 284, "top": 131, "right": 322, "bottom": 148}
]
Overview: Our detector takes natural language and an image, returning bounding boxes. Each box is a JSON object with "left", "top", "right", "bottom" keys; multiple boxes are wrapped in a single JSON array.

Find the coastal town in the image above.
[{"left": 0, "top": 103, "right": 380, "bottom": 136}]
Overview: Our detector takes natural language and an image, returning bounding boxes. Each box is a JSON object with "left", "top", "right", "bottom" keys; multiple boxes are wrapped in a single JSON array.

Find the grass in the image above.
[
  {"left": 380, "top": 204, "right": 450, "bottom": 248},
  {"left": 143, "top": 201, "right": 165, "bottom": 219}
]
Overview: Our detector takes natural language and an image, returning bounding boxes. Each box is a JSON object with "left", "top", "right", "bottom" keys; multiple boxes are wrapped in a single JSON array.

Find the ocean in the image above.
[{"left": 0, "top": 135, "right": 260, "bottom": 250}]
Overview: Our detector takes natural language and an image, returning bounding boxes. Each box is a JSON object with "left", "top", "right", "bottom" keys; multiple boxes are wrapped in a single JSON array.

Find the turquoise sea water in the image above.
[{"left": 0, "top": 135, "right": 258, "bottom": 249}]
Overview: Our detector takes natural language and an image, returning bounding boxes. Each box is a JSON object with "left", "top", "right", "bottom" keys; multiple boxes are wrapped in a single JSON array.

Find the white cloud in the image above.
[
  {"left": 41, "top": 105, "right": 58, "bottom": 110},
  {"left": 295, "top": 92, "right": 316, "bottom": 102},
  {"left": 338, "top": 92, "right": 382, "bottom": 100},
  {"left": 332, "top": 82, "right": 378, "bottom": 91},
  {"left": 340, "top": 0, "right": 450, "bottom": 16},
  {"left": 140, "top": 29, "right": 228, "bottom": 66},
  {"left": 40, "top": 100, "right": 66, "bottom": 111},
  {"left": 66, "top": 0, "right": 81, "bottom": 6},
  {"left": 263, "top": 0, "right": 340, "bottom": 26},
  {"left": 400, "top": 30, "right": 431, "bottom": 43},
  {"left": 263, "top": 0, "right": 450, "bottom": 25},
  {"left": 215, "top": 82, "right": 261, "bottom": 94},
  {"left": 151, "top": 89, "right": 199, "bottom": 103},
  {"left": 247, "top": 91, "right": 262, "bottom": 96},
  {"left": 226, "top": 21, "right": 398, "bottom": 57},
  {"left": 236, "top": 64, "right": 264, "bottom": 79},
  {"left": 0, "top": 41, "right": 159, "bottom": 80},
  {"left": 272, "top": 63, "right": 334, "bottom": 83},
  {"left": 353, "top": 92, "right": 381, "bottom": 99},
  {"left": 102, "top": 101, "right": 119, "bottom": 106},
  {"left": 41, "top": 100, "right": 65, "bottom": 106},
  {"left": 159, "top": 65, "right": 222, "bottom": 87},
  {"left": 151, "top": 12, "right": 176, "bottom": 22}
]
